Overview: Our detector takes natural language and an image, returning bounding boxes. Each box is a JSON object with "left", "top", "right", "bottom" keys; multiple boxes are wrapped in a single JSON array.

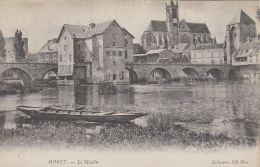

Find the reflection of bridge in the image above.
[
  {"left": 0, "top": 63, "right": 58, "bottom": 85},
  {"left": 130, "top": 63, "right": 234, "bottom": 81}
]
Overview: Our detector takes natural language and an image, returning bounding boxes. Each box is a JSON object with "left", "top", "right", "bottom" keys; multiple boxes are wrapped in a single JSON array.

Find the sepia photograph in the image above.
[{"left": 0, "top": 0, "right": 259, "bottom": 166}]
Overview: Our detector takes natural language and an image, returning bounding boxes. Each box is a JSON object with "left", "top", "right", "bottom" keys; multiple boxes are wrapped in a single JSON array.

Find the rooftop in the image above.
[
  {"left": 194, "top": 43, "right": 224, "bottom": 50},
  {"left": 228, "top": 9, "right": 255, "bottom": 25}
]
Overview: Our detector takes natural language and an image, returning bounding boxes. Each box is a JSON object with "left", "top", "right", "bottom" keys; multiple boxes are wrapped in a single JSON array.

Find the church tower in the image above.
[
  {"left": 166, "top": 0, "right": 179, "bottom": 49},
  {"left": 225, "top": 10, "right": 256, "bottom": 64}
]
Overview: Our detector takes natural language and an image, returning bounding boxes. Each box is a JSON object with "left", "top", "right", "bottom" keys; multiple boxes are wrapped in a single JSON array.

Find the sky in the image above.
[{"left": 0, "top": 0, "right": 259, "bottom": 53}]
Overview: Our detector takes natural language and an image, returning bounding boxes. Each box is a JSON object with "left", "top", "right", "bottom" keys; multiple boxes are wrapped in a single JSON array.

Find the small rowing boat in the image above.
[{"left": 16, "top": 105, "right": 148, "bottom": 123}]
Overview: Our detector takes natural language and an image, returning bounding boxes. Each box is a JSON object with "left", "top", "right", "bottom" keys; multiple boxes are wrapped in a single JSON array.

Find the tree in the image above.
[
  {"left": 0, "top": 30, "right": 6, "bottom": 61},
  {"left": 14, "top": 30, "right": 25, "bottom": 60},
  {"left": 256, "top": 6, "right": 260, "bottom": 22}
]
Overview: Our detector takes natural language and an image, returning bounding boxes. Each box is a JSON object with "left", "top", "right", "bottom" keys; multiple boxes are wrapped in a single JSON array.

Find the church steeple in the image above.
[{"left": 166, "top": 0, "right": 179, "bottom": 49}]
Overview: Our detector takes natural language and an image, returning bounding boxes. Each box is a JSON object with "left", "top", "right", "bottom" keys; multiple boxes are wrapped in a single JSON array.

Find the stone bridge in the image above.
[
  {"left": 0, "top": 63, "right": 58, "bottom": 85},
  {"left": 130, "top": 63, "right": 235, "bottom": 81}
]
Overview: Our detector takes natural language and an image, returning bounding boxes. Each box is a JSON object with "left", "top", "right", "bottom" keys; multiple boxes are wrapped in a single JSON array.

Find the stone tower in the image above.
[
  {"left": 225, "top": 10, "right": 256, "bottom": 64},
  {"left": 166, "top": 0, "right": 179, "bottom": 49}
]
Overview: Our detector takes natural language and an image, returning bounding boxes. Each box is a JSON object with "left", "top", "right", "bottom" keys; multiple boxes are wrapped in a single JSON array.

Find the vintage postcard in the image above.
[{"left": 0, "top": 0, "right": 259, "bottom": 166}]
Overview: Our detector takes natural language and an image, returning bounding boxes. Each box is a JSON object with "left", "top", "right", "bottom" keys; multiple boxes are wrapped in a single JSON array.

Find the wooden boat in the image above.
[{"left": 16, "top": 105, "right": 148, "bottom": 123}]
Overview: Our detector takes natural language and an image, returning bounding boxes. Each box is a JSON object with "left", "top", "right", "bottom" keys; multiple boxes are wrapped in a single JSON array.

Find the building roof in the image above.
[
  {"left": 144, "top": 20, "right": 210, "bottom": 34},
  {"left": 232, "top": 38, "right": 260, "bottom": 57},
  {"left": 186, "top": 22, "right": 210, "bottom": 34},
  {"left": 146, "top": 49, "right": 167, "bottom": 54},
  {"left": 57, "top": 20, "right": 133, "bottom": 42},
  {"left": 194, "top": 43, "right": 224, "bottom": 50},
  {"left": 85, "top": 20, "right": 115, "bottom": 38},
  {"left": 38, "top": 39, "right": 58, "bottom": 53},
  {"left": 144, "top": 20, "right": 167, "bottom": 32},
  {"left": 228, "top": 9, "right": 255, "bottom": 25},
  {"left": 172, "top": 43, "right": 189, "bottom": 53},
  {"left": 122, "top": 28, "right": 135, "bottom": 39}
]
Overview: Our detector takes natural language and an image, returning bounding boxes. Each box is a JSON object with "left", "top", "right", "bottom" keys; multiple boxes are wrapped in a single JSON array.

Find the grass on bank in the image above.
[{"left": 0, "top": 112, "right": 256, "bottom": 151}]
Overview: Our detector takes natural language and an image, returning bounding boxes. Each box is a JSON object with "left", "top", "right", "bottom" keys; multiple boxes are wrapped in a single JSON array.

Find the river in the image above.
[{"left": 0, "top": 81, "right": 259, "bottom": 139}]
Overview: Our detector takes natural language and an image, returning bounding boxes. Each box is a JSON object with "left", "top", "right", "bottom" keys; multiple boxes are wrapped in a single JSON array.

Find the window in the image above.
[
  {"left": 194, "top": 53, "right": 196, "bottom": 59},
  {"left": 119, "top": 51, "right": 122, "bottom": 56},
  {"left": 113, "top": 74, "right": 116, "bottom": 80},
  {"left": 112, "top": 42, "right": 115, "bottom": 46},
  {"left": 106, "top": 51, "right": 109, "bottom": 56},
  {"left": 64, "top": 45, "right": 67, "bottom": 51},
  {"left": 113, "top": 51, "right": 115, "bottom": 56},
  {"left": 113, "top": 62, "right": 116, "bottom": 66},
  {"left": 64, "top": 36, "right": 66, "bottom": 40},
  {"left": 121, "top": 72, "right": 124, "bottom": 80},
  {"left": 125, "top": 39, "right": 128, "bottom": 47},
  {"left": 125, "top": 51, "right": 128, "bottom": 59},
  {"left": 60, "top": 55, "right": 62, "bottom": 62},
  {"left": 69, "top": 54, "right": 72, "bottom": 62}
]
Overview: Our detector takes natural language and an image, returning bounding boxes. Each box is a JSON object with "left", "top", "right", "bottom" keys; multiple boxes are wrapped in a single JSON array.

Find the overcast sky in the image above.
[{"left": 0, "top": 0, "right": 259, "bottom": 53}]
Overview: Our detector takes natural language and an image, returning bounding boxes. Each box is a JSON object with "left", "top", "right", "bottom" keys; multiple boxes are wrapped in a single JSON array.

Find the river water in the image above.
[{"left": 0, "top": 81, "right": 259, "bottom": 139}]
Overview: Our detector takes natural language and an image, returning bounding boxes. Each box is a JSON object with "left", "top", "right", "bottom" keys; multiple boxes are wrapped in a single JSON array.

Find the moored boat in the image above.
[{"left": 16, "top": 105, "right": 148, "bottom": 123}]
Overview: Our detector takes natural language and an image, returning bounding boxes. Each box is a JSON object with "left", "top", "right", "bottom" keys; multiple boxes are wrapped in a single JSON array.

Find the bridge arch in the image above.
[
  {"left": 148, "top": 68, "right": 171, "bottom": 80},
  {"left": 0, "top": 68, "right": 32, "bottom": 85},
  {"left": 126, "top": 69, "right": 138, "bottom": 84},
  {"left": 41, "top": 67, "right": 58, "bottom": 80},
  {"left": 181, "top": 68, "right": 199, "bottom": 78},
  {"left": 207, "top": 68, "right": 224, "bottom": 80},
  {"left": 228, "top": 69, "right": 238, "bottom": 80}
]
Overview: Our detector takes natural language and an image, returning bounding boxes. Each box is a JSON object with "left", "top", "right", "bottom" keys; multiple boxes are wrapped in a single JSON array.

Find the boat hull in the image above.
[{"left": 16, "top": 106, "right": 148, "bottom": 123}]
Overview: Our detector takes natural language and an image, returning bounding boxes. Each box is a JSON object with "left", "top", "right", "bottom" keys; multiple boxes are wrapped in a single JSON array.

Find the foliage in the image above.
[
  {"left": 14, "top": 30, "right": 25, "bottom": 60},
  {"left": 0, "top": 30, "right": 6, "bottom": 61},
  {"left": 257, "top": 7, "right": 260, "bottom": 22}
]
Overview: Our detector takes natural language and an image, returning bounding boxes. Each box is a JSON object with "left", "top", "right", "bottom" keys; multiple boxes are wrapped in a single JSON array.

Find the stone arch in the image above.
[
  {"left": 207, "top": 68, "right": 224, "bottom": 80},
  {"left": 126, "top": 69, "right": 138, "bottom": 84},
  {"left": 41, "top": 67, "right": 58, "bottom": 80},
  {"left": 181, "top": 68, "right": 199, "bottom": 78},
  {"left": 180, "top": 34, "right": 189, "bottom": 44},
  {"left": 148, "top": 68, "right": 171, "bottom": 80},
  {"left": 0, "top": 68, "right": 32, "bottom": 85},
  {"left": 228, "top": 69, "right": 238, "bottom": 80}
]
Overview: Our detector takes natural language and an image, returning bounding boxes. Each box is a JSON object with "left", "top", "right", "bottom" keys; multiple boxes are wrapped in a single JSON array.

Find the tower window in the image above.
[
  {"left": 113, "top": 74, "right": 116, "bottom": 80},
  {"left": 125, "top": 39, "right": 128, "bottom": 47},
  {"left": 125, "top": 51, "right": 128, "bottom": 59}
]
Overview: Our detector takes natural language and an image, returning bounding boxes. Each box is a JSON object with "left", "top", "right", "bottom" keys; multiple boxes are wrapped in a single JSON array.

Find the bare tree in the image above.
[{"left": 0, "top": 30, "right": 6, "bottom": 61}]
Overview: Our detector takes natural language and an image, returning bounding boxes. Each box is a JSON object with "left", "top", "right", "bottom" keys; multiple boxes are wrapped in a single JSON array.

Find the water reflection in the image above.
[{"left": 0, "top": 81, "right": 259, "bottom": 139}]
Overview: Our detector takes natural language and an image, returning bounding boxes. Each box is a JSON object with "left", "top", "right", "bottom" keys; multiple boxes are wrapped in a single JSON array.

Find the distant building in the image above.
[
  {"left": 141, "top": 1, "right": 212, "bottom": 51},
  {"left": 57, "top": 20, "right": 134, "bottom": 84},
  {"left": 37, "top": 38, "right": 58, "bottom": 63},
  {"left": 146, "top": 49, "right": 173, "bottom": 64},
  {"left": 5, "top": 37, "right": 28, "bottom": 62},
  {"left": 191, "top": 43, "right": 225, "bottom": 65},
  {"left": 232, "top": 37, "right": 260, "bottom": 66},
  {"left": 171, "top": 43, "right": 195, "bottom": 63},
  {"left": 225, "top": 9, "right": 256, "bottom": 64}
]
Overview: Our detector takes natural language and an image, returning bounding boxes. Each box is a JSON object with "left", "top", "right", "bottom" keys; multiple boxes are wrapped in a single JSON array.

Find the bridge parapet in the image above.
[
  {"left": 0, "top": 63, "right": 58, "bottom": 85},
  {"left": 132, "top": 63, "right": 234, "bottom": 80}
]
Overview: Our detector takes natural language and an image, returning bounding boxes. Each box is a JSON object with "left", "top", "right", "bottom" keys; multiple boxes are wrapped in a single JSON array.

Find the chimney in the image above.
[{"left": 88, "top": 23, "right": 96, "bottom": 31}]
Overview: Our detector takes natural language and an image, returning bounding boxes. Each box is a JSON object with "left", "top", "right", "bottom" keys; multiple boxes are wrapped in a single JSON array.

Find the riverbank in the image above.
[
  {"left": 0, "top": 107, "right": 257, "bottom": 151},
  {"left": 0, "top": 81, "right": 43, "bottom": 95}
]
